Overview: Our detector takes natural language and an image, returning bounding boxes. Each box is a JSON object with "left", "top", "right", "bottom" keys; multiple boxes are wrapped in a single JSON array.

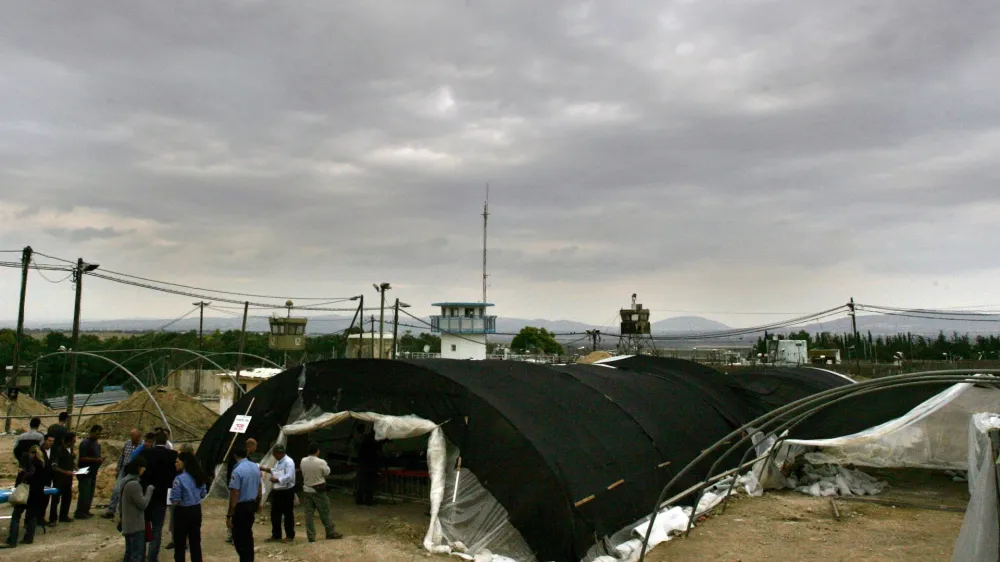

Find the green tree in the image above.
[{"left": 510, "top": 326, "right": 563, "bottom": 354}]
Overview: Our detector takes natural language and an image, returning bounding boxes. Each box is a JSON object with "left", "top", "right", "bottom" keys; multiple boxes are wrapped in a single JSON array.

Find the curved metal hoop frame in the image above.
[{"left": 23, "top": 350, "right": 173, "bottom": 435}]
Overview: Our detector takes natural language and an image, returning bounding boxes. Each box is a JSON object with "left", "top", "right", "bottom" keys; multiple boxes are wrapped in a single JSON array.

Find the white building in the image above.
[
  {"left": 346, "top": 332, "right": 394, "bottom": 359},
  {"left": 215, "top": 367, "right": 283, "bottom": 414},
  {"left": 430, "top": 302, "right": 496, "bottom": 360}
]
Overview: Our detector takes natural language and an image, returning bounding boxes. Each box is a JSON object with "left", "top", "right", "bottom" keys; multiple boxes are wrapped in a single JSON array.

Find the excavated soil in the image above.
[
  {"left": 0, "top": 392, "right": 54, "bottom": 433},
  {"left": 86, "top": 386, "right": 219, "bottom": 440},
  {"left": 577, "top": 351, "right": 613, "bottom": 364}
]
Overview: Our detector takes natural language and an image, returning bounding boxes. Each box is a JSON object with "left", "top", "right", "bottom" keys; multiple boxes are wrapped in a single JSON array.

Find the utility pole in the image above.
[
  {"left": 192, "top": 301, "right": 210, "bottom": 395},
  {"left": 391, "top": 299, "right": 410, "bottom": 360},
  {"left": 374, "top": 283, "right": 391, "bottom": 359},
  {"left": 369, "top": 315, "right": 375, "bottom": 359},
  {"left": 234, "top": 301, "right": 249, "bottom": 400},
  {"left": 4, "top": 246, "right": 32, "bottom": 433},
  {"left": 66, "top": 258, "right": 99, "bottom": 427},
  {"left": 848, "top": 298, "right": 861, "bottom": 377},
  {"left": 392, "top": 299, "right": 400, "bottom": 360},
  {"left": 482, "top": 185, "right": 489, "bottom": 351}
]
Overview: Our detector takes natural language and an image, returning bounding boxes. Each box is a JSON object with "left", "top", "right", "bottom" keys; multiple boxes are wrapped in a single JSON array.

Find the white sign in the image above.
[{"left": 230, "top": 415, "right": 252, "bottom": 434}]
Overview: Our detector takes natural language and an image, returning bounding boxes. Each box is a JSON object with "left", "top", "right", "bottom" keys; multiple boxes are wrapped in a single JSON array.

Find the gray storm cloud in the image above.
[{"left": 1, "top": 0, "right": 999, "bottom": 324}]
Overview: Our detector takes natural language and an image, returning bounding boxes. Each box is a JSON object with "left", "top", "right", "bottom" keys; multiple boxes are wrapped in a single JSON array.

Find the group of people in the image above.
[
  {"left": 226, "top": 439, "right": 343, "bottom": 562},
  {"left": 5, "top": 415, "right": 379, "bottom": 562},
  {"left": 4, "top": 415, "right": 207, "bottom": 562},
  {"left": 3, "top": 413, "right": 97, "bottom": 549}
]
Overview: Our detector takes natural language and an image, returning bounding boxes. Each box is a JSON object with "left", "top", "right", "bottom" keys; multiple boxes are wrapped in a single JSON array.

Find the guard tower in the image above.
[
  {"left": 618, "top": 293, "right": 653, "bottom": 355},
  {"left": 430, "top": 302, "right": 496, "bottom": 360},
  {"left": 268, "top": 300, "right": 307, "bottom": 352}
]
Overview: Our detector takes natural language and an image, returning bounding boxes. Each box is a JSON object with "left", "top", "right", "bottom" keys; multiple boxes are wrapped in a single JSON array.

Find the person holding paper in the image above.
[
  {"left": 75, "top": 425, "right": 104, "bottom": 519},
  {"left": 262, "top": 444, "right": 296, "bottom": 543}
]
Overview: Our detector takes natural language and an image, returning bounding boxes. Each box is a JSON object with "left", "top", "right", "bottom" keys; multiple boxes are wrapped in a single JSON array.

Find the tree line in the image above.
[
  {"left": 755, "top": 330, "right": 1000, "bottom": 362},
  {"left": 0, "top": 328, "right": 441, "bottom": 400}
]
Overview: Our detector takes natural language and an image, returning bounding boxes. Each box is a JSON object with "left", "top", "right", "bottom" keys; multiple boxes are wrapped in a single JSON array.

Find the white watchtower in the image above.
[{"left": 430, "top": 302, "right": 496, "bottom": 360}]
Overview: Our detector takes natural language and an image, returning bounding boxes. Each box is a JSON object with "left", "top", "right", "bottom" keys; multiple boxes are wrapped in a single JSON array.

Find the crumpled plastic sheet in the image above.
[
  {"left": 787, "top": 382, "right": 1000, "bottom": 470},
  {"left": 585, "top": 477, "right": 740, "bottom": 562},
  {"left": 951, "top": 412, "right": 1000, "bottom": 562},
  {"left": 789, "top": 460, "right": 888, "bottom": 497}
]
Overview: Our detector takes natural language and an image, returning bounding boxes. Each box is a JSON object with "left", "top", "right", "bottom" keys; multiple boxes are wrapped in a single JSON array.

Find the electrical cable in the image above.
[
  {"left": 154, "top": 306, "right": 201, "bottom": 332},
  {"left": 31, "top": 259, "right": 74, "bottom": 283}
]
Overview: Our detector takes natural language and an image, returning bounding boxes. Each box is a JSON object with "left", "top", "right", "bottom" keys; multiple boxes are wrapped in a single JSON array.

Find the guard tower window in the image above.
[
  {"left": 451, "top": 344, "right": 457, "bottom": 352},
  {"left": 465, "top": 308, "right": 474, "bottom": 317}
]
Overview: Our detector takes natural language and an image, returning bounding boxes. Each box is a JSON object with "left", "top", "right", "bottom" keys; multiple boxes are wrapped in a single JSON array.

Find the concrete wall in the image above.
[
  {"left": 441, "top": 334, "right": 486, "bottom": 360},
  {"left": 219, "top": 378, "right": 260, "bottom": 415},
  {"left": 167, "top": 369, "right": 223, "bottom": 396}
]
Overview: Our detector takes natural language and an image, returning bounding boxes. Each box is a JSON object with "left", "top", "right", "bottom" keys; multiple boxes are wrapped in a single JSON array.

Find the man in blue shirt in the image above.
[
  {"left": 261, "top": 444, "right": 296, "bottom": 543},
  {"left": 227, "top": 446, "right": 261, "bottom": 562}
]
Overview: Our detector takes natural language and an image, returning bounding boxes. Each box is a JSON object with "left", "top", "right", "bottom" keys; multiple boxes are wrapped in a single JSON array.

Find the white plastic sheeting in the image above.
[
  {"left": 583, "top": 477, "right": 739, "bottom": 562},
  {"left": 951, "top": 413, "right": 1000, "bottom": 562},
  {"left": 435, "top": 441, "right": 536, "bottom": 560},
  {"left": 259, "top": 408, "right": 531, "bottom": 561},
  {"left": 786, "top": 382, "right": 1000, "bottom": 470}
]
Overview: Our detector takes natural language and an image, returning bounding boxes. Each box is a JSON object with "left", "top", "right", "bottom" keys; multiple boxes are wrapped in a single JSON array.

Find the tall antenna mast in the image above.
[{"left": 482, "top": 183, "right": 489, "bottom": 304}]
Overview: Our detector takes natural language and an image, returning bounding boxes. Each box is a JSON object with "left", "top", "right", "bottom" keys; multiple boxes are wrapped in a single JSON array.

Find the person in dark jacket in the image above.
[
  {"left": 140, "top": 430, "right": 179, "bottom": 562},
  {"left": 36, "top": 434, "right": 55, "bottom": 527},
  {"left": 2, "top": 446, "right": 46, "bottom": 548},
  {"left": 75, "top": 425, "right": 104, "bottom": 519},
  {"left": 49, "top": 432, "right": 76, "bottom": 524},
  {"left": 119, "top": 457, "right": 155, "bottom": 562},
  {"left": 12, "top": 418, "right": 44, "bottom": 462},
  {"left": 355, "top": 425, "right": 381, "bottom": 506}
]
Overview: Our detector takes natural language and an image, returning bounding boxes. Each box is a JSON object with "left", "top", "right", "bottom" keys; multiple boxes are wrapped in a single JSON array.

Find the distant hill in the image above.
[
  {"left": 651, "top": 316, "right": 731, "bottom": 333},
  {"left": 796, "top": 314, "right": 1000, "bottom": 337},
  {"left": 8, "top": 314, "right": 733, "bottom": 338}
]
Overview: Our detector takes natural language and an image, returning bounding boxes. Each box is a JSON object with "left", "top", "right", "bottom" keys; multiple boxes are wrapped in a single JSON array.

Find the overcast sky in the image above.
[{"left": 1, "top": 0, "right": 999, "bottom": 328}]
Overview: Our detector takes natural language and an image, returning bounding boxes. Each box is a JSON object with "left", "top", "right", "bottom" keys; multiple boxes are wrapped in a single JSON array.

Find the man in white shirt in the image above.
[
  {"left": 300, "top": 443, "right": 343, "bottom": 542},
  {"left": 262, "top": 444, "right": 296, "bottom": 543}
]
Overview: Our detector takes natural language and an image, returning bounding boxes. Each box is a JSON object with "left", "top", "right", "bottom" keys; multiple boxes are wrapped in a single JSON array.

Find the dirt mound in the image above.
[
  {"left": 88, "top": 386, "right": 219, "bottom": 441},
  {"left": 0, "top": 392, "right": 54, "bottom": 433},
  {"left": 577, "top": 351, "right": 612, "bottom": 364}
]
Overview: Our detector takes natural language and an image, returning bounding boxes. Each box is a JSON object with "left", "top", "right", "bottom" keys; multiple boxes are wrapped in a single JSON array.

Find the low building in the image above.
[
  {"left": 346, "top": 333, "right": 394, "bottom": 359},
  {"left": 809, "top": 348, "right": 842, "bottom": 365},
  {"left": 216, "top": 367, "right": 283, "bottom": 414}
]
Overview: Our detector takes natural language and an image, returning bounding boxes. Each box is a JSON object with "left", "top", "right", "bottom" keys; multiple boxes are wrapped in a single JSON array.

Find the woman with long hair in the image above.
[
  {"left": 171, "top": 451, "right": 207, "bottom": 562},
  {"left": 119, "top": 456, "right": 155, "bottom": 562},
  {"left": 2, "top": 445, "right": 46, "bottom": 548}
]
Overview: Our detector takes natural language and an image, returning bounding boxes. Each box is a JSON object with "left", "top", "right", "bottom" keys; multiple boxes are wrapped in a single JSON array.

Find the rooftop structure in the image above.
[{"left": 431, "top": 302, "right": 496, "bottom": 360}]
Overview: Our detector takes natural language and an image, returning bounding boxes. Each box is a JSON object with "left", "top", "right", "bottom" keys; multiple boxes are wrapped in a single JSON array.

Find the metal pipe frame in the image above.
[
  {"left": 21, "top": 350, "right": 173, "bottom": 435},
  {"left": 637, "top": 369, "right": 1000, "bottom": 561},
  {"left": 683, "top": 375, "right": 994, "bottom": 537},
  {"left": 72, "top": 348, "right": 251, "bottom": 428}
]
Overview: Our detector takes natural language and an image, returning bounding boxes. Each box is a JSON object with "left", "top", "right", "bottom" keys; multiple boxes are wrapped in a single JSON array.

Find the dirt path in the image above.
[
  {"left": 1, "top": 493, "right": 433, "bottom": 562},
  {"left": 648, "top": 469, "right": 967, "bottom": 561}
]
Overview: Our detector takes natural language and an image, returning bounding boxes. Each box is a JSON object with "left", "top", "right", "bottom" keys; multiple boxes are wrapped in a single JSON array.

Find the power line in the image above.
[
  {"left": 29, "top": 250, "right": 355, "bottom": 302},
  {"left": 154, "top": 306, "right": 202, "bottom": 332},
  {"left": 31, "top": 259, "right": 74, "bottom": 284}
]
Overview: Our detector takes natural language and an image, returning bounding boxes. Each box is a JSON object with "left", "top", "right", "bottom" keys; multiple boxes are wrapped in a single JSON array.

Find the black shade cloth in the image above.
[{"left": 198, "top": 359, "right": 760, "bottom": 561}]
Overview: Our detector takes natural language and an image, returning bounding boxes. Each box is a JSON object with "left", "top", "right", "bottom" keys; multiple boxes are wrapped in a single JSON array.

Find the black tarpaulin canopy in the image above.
[
  {"left": 196, "top": 357, "right": 946, "bottom": 561},
  {"left": 198, "top": 358, "right": 765, "bottom": 561}
]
